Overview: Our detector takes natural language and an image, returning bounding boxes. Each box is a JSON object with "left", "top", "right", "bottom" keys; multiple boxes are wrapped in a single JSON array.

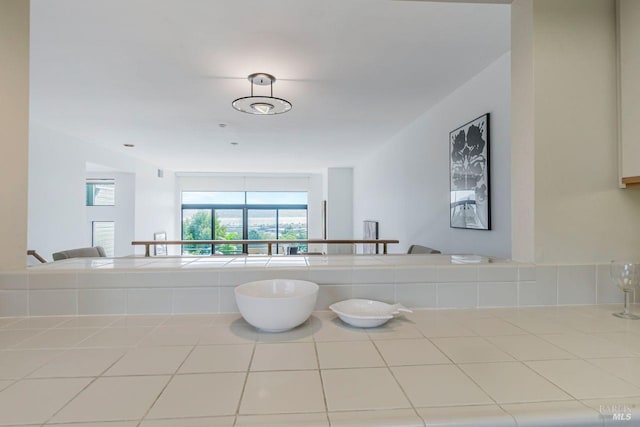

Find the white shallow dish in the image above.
[
  {"left": 235, "top": 279, "right": 319, "bottom": 333},
  {"left": 329, "top": 299, "right": 412, "bottom": 328}
]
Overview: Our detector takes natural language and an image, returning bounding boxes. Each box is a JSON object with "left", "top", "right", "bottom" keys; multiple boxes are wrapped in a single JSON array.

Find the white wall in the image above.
[
  {"left": 85, "top": 172, "right": 135, "bottom": 257},
  {"left": 0, "top": 0, "right": 29, "bottom": 270},
  {"left": 327, "top": 168, "right": 354, "bottom": 254},
  {"left": 353, "top": 53, "right": 512, "bottom": 258},
  {"left": 28, "top": 125, "right": 176, "bottom": 260},
  {"left": 511, "top": 0, "right": 640, "bottom": 263}
]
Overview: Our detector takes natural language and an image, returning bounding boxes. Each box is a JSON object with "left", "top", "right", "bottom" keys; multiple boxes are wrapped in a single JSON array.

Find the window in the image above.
[
  {"left": 92, "top": 221, "right": 115, "bottom": 256},
  {"left": 86, "top": 179, "right": 115, "bottom": 206},
  {"left": 181, "top": 191, "right": 308, "bottom": 255}
]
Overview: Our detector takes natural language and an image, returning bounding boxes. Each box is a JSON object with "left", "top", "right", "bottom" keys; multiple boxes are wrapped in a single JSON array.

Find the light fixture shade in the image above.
[
  {"left": 232, "top": 73, "right": 292, "bottom": 115},
  {"left": 232, "top": 96, "right": 292, "bottom": 115}
]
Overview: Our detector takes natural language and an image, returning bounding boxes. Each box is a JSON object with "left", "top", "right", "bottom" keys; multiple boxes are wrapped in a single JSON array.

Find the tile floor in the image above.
[{"left": 1, "top": 306, "right": 640, "bottom": 426}]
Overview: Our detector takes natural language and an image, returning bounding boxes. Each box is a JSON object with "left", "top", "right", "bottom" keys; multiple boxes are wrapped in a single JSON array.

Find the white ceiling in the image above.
[{"left": 30, "top": 0, "right": 510, "bottom": 173}]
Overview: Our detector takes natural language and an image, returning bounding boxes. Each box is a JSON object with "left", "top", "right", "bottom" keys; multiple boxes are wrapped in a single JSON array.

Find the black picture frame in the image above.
[{"left": 449, "top": 113, "right": 491, "bottom": 230}]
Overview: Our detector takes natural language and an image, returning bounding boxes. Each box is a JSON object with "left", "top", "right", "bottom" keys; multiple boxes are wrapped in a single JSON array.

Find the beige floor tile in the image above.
[
  {"left": 329, "top": 409, "right": 423, "bottom": 427},
  {"left": 140, "top": 417, "right": 235, "bottom": 426},
  {"left": 0, "top": 378, "right": 91, "bottom": 425},
  {"left": 179, "top": 344, "right": 253, "bottom": 373},
  {"left": 595, "top": 331, "right": 640, "bottom": 355},
  {"left": 76, "top": 327, "right": 152, "bottom": 348},
  {"left": 236, "top": 413, "right": 329, "bottom": 427},
  {"left": 0, "top": 317, "right": 23, "bottom": 328},
  {"left": 0, "top": 329, "right": 43, "bottom": 349},
  {"left": 57, "top": 316, "right": 121, "bottom": 328},
  {"left": 198, "top": 324, "right": 257, "bottom": 345},
  {"left": 441, "top": 309, "right": 496, "bottom": 321},
  {"left": 29, "top": 348, "right": 125, "bottom": 378},
  {"left": 527, "top": 359, "right": 640, "bottom": 399},
  {"left": 505, "top": 317, "right": 578, "bottom": 334},
  {"left": 414, "top": 319, "right": 476, "bottom": 338},
  {"left": 587, "top": 357, "right": 640, "bottom": 388},
  {"left": 109, "top": 315, "right": 169, "bottom": 328},
  {"left": 162, "top": 315, "right": 218, "bottom": 326},
  {"left": 240, "top": 370, "right": 325, "bottom": 414},
  {"left": 251, "top": 342, "right": 317, "bottom": 371},
  {"left": 209, "top": 313, "right": 244, "bottom": 326},
  {"left": 312, "top": 319, "right": 370, "bottom": 342},
  {"left": 417, "top": 405, "right": 515, "bottom": 427},
  {"left": 391, "top": 365, "right": 493, "bottom": 407},
  {"left": 15, "top": 328, "right": 101, "bottom": 349},
  {"left": 321, "top": 368, "right": 411, "bottom": 412},
  {"left": 0, "top": 349, "right": 62, "bottom": 379},
  {"left": 461, "top": 318, "right": 527, "bottom": 336},
  {"left": 6, "top": 316, "right": 73, "bottom": 330},
  {"left": 47, "top": 422, "right": 138, "bottom": 427},
  {"left": 561, "top": 316, "right": 629, "bottom": 334},
  {"left": 374, "top": 338, "right": 450, "bottom": 366},
  {"left": 316, "top": 341, "right": 384, "bottom": 369},
  {"left": 501, "top": 401, "right": 602, "bottom": 427},
  {"left": 540, "top": 333, "right": 636, "bottom": 358},
  {"left": 257, "top": 321, "right": 316, "bottom": 343},
  {"left": 486, "top": 335, "right": 576, "bottom": 361},
  {"left": 138, "top": 326, "right": 205, "bottom": 346},
  {"left": 105, "top": 346, "right": 192, "bottom": 376},
  {"left": 459, "top": 362, "right": 571, "bottom": 403},
  {"left": 52, "top": 376, "right": 170, "bottom": 423},
  {"left": 431, "top": 337, "right": 514, "bottom": 363},
  {"left": 148, "top": 373, "right": 245, "bottom": 418},
  {"left": 366, "top": 320, "right": 423, "bottom": 341}
]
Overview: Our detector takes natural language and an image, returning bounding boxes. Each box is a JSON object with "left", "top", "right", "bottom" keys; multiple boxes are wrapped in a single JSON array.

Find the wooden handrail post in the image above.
[
  {"left": 145, "top": 244, "right": 150, "bottom": 257},
  {"left": 383, "top": 243, "right": 388, "bottom": 255},
  {"left": 267, "top": 243, "right": 272, "bottom": 256}
]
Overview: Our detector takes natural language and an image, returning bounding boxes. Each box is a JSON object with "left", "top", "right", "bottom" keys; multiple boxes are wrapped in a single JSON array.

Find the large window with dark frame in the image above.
[{"left": 181, "top": 191, "right": 308, "bottom": 255}]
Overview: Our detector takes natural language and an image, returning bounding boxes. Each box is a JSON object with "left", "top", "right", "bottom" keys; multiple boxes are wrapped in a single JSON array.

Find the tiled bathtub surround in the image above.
[
  {"left": 0, "top": 255, "right": 625, "bottom": 316},
  {"left": 0, "top": 307, "right": 639, "bottom": 426}
]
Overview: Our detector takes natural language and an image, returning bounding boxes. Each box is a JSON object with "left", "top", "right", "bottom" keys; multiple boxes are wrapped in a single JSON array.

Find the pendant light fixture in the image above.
[{"left": 232, "top": 73, "right": 292, "bottom": 115}]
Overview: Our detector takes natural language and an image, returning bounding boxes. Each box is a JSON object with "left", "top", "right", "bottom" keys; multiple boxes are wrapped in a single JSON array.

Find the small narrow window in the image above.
[
  {"left": 92, "top": 221, "right": 115, "bottom": 256},
  {"left": 86, "top": 179, "right": 115, "bottom": 206}
]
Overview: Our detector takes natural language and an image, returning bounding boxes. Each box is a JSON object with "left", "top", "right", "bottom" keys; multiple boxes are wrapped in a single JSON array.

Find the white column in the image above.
[{"left": 0, "top": 0, "right": 29, "bottom": 270}]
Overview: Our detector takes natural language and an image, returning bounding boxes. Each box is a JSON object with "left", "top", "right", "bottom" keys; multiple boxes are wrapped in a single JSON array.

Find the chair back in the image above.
[{"left": 52, "top": 246, "right": 107, "bottom": 261}]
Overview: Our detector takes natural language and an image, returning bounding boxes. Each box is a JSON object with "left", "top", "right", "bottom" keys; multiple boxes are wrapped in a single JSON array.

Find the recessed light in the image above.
[
  {"left": 123, "top": 144, "right": 135, "bottom": 148},
  {"left": 230, "top": 142, "right": 239, "bottom": 146}
]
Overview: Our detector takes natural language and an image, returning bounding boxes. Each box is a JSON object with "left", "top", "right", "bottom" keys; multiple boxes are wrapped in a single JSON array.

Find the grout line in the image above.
[
  {"left": 232, "top": 341, "right": 257, "bottom": 426},
  {"left": 136, "top": 343, "right": 199, "bottom": 426},
  {"left": 370, "top": 339, "right": 426, "bottom": 427}
]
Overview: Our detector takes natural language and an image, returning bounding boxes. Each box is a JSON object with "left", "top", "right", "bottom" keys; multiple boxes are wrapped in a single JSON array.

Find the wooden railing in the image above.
[
  {"left": 131, "top": 239, "right": 400, "bottom": 257},
  {"left": 27, "top": 250, "right": 47, "bottom": 263}
]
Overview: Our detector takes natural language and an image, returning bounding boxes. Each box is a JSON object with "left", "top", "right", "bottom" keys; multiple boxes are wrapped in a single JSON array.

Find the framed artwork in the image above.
[
  {"left": 153, "top": 231, "right": 167, "bottom": 256},
  {"left": 449, "top": 113, "right": 491, "bottom": 230},
  {"left": 363, "top": 220, "right": 379, "bottom": 254}
]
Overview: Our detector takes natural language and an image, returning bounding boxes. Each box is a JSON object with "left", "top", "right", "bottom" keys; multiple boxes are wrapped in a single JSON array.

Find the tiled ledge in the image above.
[
  {"left": 0, "top": 307, "right": 637, "bottom": 426},
  {"left": 0, "top": 255, "right": 624, "bottom": 316}
]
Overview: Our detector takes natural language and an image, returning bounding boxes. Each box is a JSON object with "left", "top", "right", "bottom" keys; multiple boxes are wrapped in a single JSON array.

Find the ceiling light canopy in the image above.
[{"left": 232, "top": 73, "right": 292, "bottom": 115}]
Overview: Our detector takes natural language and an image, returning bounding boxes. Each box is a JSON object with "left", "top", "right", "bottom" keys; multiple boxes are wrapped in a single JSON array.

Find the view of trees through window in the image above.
[{"left": 181, "top": 192, "right": 308, "bottom": 255}]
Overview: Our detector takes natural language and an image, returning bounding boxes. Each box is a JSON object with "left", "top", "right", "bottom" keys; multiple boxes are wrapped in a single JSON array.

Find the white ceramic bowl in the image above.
[
  {"left": 330, "top": 299, "right": 412, "bottom": 328},
  {"left": 234, "top": 279, "right": 319, "bottom": 332}
]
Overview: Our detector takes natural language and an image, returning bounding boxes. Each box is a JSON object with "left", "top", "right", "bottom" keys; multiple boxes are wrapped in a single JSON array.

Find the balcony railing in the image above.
[{"left": 131, "top": 239, "right": 400, "bottom": 257}]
